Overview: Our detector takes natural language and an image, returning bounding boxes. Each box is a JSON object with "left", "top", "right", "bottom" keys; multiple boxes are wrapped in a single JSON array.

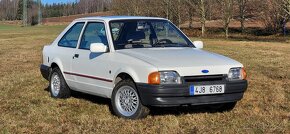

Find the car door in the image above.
[
  {"left": 70, "top": 21, "right": 113, "bottom": 98},
  {"left": 56, "top": 22, "right": 85, "bottom": 87}
]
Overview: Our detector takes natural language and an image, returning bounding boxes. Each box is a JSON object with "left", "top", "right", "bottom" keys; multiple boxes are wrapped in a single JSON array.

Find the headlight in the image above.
[
  {"left": 148, "top": 71, "right": 181, "bottom": 85},
  {"left": 228, "top": 67, "right": 247, "bottom": 80}
]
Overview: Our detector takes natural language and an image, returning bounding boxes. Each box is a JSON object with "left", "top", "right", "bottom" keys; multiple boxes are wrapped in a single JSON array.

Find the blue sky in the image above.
[{"left": 42, "top": 0, "right": 77, "bottom": 4}]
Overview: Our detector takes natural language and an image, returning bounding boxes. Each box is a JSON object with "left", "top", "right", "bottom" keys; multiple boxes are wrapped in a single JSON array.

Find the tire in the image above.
[
  {"left": 49, "top": 67, "right": 71, "bottom": 99},
  {"left": 111, "top": 79, "right": 149, "bottom": 119},
  {"left": 208, "top": 102, "right": 237, "bottom": 112}
]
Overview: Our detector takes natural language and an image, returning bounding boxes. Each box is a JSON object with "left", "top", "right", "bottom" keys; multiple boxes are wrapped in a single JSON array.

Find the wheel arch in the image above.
[
  {"left": 114, "top": 72, "right": 134, "bottom": 85},
  {"left": 50, "top": 62, "right": 59, "bottom": 69},
  {"left": 49, "top": 58, "right": 66, "bottom": 79},
  {"left": 113, "top": 69, "right": 141, "bottom": 86},
  {"left": 49, "top": 58, "right": 64, "bottom": 72}
]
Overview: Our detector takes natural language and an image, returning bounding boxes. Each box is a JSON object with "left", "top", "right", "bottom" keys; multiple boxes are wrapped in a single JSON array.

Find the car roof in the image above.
[{"left": 75, "top": 16, "right": 168, "bottom": 21}]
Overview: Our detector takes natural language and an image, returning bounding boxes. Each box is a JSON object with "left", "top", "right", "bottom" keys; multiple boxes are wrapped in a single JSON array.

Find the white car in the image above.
[{"left": 40, "top": 16, "right": 248, "bottom": 119}]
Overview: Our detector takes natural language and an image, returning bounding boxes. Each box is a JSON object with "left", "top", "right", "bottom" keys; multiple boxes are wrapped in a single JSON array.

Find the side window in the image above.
[
  {"left": 58, "top": 22, "right": 85, "bottom": 48},
  {"left": 79, "top": 22, "right": 108, "bottom": 50}
]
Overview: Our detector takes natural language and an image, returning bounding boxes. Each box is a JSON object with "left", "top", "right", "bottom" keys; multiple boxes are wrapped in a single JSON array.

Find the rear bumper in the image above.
[
  {"left": 136, "top": 80, "right": 248, "bottom": 107},
  {"left": 40, "top": 64, "right": 50, "bottom": 80}
]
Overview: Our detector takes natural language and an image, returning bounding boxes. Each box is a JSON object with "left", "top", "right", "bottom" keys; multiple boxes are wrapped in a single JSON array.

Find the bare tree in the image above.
[
  {"left": 218, "top": 0, "right": 234, "bottom": 38},
  {"left": 76, "top": 0, "right": 109, "bottom": 14},
  {"left": 186, "top": 0, "right": 206, "bottom": 37},
  {"left": 188, "top": 4, "right": 194, "bottom": 28},
  {"left": 23, "top": 0, "right": 28, "bottom": 26},
  {"left": 237, "top": 0, "right": 248, "bottom": 33},
  {"left": 282, "top": 0, "right": 290, "bottom": 15},
  {"left": 199, "top": 0, "right": 206, "bottom": 37},
  {"left": 178, "top": 0, "right": 181, "bottom": 28},
  {"left": 112, "top": 0, "right": 134, "bottom": 15},
  {"left": 281, "top": 0, "right": 290, "bottom": 35},
  {"left": 260, "top": 0, "right": 287, "bottom": 34},
  {"left": 0, "top": 0, "right": 20, "bottom": 21},
  {"left": 37, "top": 0, "right": 42, "bottom": 25},
  {"left": 164, "top": 0, "right": 170, "bottom": 19},
  {"left": 206, "top": 0, "right": 214, "bottom": 20}
]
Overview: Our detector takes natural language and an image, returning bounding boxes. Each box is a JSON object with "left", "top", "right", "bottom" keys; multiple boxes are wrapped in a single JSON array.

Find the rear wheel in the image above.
[
  {"left": 49, "top": 67, "right": 71, "bottom": 98},
  {"left": 111, "top": 79, "right": 149, "bottom": 119}
]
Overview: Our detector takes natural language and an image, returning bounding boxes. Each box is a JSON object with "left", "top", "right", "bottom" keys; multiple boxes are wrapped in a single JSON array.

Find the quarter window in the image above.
[
  {"left": 79, "top": 22, "right": 108, "bottom": 50},
  {"left": 58, "top": 22, "right": 85, "bottom": 48}
]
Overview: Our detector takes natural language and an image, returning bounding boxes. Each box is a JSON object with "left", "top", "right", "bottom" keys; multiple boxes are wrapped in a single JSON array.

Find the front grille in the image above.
[{"left": 183, "top": 74, "right": 226, "bottom": 83}]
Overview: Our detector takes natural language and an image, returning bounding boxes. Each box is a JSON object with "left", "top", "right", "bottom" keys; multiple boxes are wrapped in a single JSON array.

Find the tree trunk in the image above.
[
  {"left": 189, "top": 7, "right": 193, "bottom": 28},
  {"left": 225, "top": 26, "right": 229, "bottom": 38},
  {"left": 282, "top": 18, "right": 287, "bottom": 36},
  {"left": 178, "top": 0, "right": 181, "bottom": 28},
  {"left": 202, "top": 22, "right": 206, "bottom": 36},
  {"left": 238, "top": 0, "right": 247, "bottom": 34},
  {"left": 185, "top": 0, "right": 194, "bottom": 28},
  {"left": 200, "top": 0, "right": 206, "bottom": 37},
  {"left": 38, "top": 0, "right": 42, "bottom": 25},
  {"left": 220, "top": 0, "right": 233, "bottom": 38},
  {"left": 23, "top": 0, "right": 28, "bottom": 26},
  {"left": 241, "top": 18, "right": 245, "bottom": 33},
  {"left": 166, "top": 0, "right": 169, "bottom": 19}
]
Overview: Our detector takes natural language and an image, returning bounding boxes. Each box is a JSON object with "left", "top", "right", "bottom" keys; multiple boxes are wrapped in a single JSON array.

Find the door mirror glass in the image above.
[
  {"left": 90, "top": 43, "right": 108, "bottom": 53},
  {"left": 193, "top": 41, "right": 203, "bottom": 49}
]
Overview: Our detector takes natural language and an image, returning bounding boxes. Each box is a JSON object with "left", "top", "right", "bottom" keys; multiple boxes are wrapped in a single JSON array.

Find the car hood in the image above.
[{"left": 116, "top": 47, "right": 243, "bottom": 76}]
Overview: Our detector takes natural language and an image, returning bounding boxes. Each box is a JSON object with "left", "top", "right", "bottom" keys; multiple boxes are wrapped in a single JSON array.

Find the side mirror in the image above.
[
  {"left": 193, "top": 41, "right": 204, "bottom": 49},
  {"left": 90, "top": 43, "right": 108, "bottom": 53}
]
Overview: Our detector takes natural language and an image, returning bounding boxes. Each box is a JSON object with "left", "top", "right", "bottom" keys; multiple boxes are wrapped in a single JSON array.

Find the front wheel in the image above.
[{"left": 111, "top": 79, "right": 149, "bottom": 119}]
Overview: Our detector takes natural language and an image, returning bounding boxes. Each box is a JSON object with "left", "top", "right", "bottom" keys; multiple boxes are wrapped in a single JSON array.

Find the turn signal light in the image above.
[
  {"left": 148, "top": 72, "right": 160, "bottom": 84},
  {"left": 242, "top": 67, "right": 247, "bottom": 80}
]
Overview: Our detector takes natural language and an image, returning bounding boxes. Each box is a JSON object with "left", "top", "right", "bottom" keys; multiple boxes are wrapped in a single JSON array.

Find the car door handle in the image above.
[{"left": 73, "top": 54, "right": 79, "bottom": 59}]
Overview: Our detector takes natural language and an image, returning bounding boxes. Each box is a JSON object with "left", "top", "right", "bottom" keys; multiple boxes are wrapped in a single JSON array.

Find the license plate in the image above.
[{"left": 189, "top": 85, "right": 225, "bottom": 95}]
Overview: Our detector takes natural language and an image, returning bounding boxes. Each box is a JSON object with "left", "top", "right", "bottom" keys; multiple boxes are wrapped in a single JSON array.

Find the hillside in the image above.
[
  {"left": 42, "top": 12, "right": 290, "bottom": 29},
  {"left": 42, "top": 11, "right": 113, "bottom": 25}
]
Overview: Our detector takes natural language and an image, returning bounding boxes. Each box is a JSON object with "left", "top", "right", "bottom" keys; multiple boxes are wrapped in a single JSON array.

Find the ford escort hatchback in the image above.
[{"left": 40, "top": 16, "right": 248, "bottom": 119}]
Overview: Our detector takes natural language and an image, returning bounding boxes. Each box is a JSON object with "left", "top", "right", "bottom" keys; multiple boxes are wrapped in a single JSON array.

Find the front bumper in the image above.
[{"left": 136, "top": 80, "right": 248, "bottom": 107}]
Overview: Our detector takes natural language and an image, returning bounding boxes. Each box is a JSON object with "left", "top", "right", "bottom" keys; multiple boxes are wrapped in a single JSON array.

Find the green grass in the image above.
[
  {"left": 0, "top": 24, "right": 289, "bottom": 133},
  {"left": 0, "top": 24, "right": 19, "bottom": 30}
]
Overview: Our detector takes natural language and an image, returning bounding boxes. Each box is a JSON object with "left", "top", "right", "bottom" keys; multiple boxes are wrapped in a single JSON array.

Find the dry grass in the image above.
[{"left": 0, "top": 24, "right": 289, "bottom": 133}]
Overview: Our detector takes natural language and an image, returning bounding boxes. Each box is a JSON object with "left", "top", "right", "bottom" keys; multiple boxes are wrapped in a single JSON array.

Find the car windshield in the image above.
[{"left": 109, "top": 19, "right": 193, "bottom": 50}]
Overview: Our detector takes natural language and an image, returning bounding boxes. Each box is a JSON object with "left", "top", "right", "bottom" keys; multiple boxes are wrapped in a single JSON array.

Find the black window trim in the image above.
[
  {"left": 78, "top": 21, "right": 110, "bottom": 52},
  {"left": 58, "top": 22, "right": 85, "bottom": 48}
]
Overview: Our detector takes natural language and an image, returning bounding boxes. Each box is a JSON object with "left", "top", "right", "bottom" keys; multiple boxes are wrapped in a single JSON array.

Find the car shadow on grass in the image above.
[
  {"left": 149, "top": 105, "right": 227, "bottom": 116},
  {"left": 44, "top": 87, "right": 230, "bottom": 116},
  {"left": 71, "top": 91, "right": 111, "bottom": 105},
  {"left": 44, "top": 86, "right": 110, "bottom": 105}
]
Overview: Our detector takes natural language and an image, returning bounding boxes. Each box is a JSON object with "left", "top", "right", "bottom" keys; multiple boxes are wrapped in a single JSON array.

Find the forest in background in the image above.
[
  {"left": 0, "top": 0, "right": 289, "bottom": 37},
  {"left": 0, "top": 0, "right": 111, "bottom": 24}
]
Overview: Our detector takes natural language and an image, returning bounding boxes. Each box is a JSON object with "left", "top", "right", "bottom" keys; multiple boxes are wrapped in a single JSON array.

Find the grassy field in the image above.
[{"left": 0, "top": 24, "right": 289, "bottom": 133}]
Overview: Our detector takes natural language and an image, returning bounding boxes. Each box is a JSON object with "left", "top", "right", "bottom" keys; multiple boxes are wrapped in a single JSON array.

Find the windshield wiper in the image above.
[
  {"left": 153, "top": 41, "right": 166, "bottom": 47},
  {"left": 153, "top": 42, "right": 189, "bottom": 48}
]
